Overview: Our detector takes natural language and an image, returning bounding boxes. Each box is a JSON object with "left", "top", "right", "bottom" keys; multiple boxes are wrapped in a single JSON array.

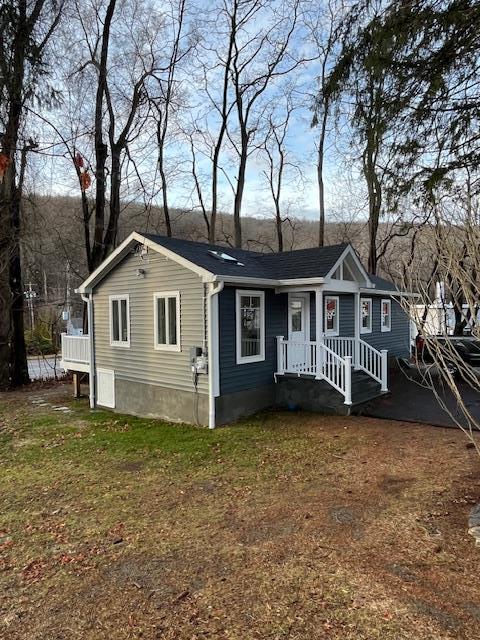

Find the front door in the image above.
[{"left": 288, "top": 294, "right": 310, "bottom": 371}]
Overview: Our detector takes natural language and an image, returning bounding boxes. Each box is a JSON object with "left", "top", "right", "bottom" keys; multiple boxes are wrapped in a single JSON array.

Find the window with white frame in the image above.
[
  {"left": 236, "top": 290, "right": 265, "bottom": 363},
  {"left": 324, "top": 296, "right": 339, "bottom": 336},
  {"left": 154, "top": 292, "right": 180, "bottom": 351},
  {"left": 110, "top": 295, "right": 130, "bottom": 347},
  {"left": 381, "top": 299, "right": 392, "bottom": 332},
  {"left": 361, "top": 298, "right": 372, "bottom": 333}
]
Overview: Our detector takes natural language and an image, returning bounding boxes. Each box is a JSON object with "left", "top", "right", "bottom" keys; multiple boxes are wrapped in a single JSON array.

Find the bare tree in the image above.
[
  {"left": 403, "top": 177, "right": 480, "bottom": 451},
  {"left": 309, "top": 0, "right": 343, "bottom": 247},
  {"left": 147, "top": 0, "right": 191, "bottom": 237},
  {"left": 261, "top": 100, "right": 299, "bottom": 252},
  {"left": 228, "top": 0, "right": 302, "bottom": 247}
]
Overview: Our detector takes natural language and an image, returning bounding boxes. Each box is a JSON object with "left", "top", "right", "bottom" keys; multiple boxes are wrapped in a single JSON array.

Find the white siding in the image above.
[{"left": 93, "top": 250, "right": 208, "bottom": 394}]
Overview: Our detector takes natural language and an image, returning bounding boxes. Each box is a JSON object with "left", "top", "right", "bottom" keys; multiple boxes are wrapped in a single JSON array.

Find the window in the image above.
[
  {"left": 154, "top": 292, "right": 180, "bottom": 351},
  {"left": 236, "top": 290, "right": 265, "bottom": 364},
  {"left": 381, "top": 299, "right": 392, "bottom": 332},
  {"left": 110, "top": 295, "right": 130, "bottom": 347},
  {"left": 324, "top": 296, "right": 339, "bottom": 336},
  {"left": 361, "top": 298, "right": 372, "bottom": 334}
]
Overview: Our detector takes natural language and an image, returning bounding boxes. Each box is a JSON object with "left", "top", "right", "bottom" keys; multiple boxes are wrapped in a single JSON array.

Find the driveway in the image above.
[{"left": 358, "top": 364, "right": 480, "bottom": 429}]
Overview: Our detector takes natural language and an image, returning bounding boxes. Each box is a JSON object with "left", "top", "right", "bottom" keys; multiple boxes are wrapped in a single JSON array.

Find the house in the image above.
[
  {"left": 61, "top": 232, "right": 415, "bottom": 428},
  {"left": 411, "top": 282, "right": 480, "bottom": 338}
]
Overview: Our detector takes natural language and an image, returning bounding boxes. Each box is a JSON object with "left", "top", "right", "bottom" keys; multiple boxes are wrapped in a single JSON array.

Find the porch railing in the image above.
[
  {"left": 326, "top": 336, "right": 388, "bottom": 392},
  {"left": 276, "top": 335, "right": 388, "bottom": 404},
  {"left": 61, "top": 334, "right": 90, "bottom": 371},
  {"left": 276, "top": 338, "right": 352, "bottom": 405}
]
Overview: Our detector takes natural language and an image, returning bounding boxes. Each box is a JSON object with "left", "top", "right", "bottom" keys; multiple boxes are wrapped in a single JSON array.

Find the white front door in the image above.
[{"left": 288, "top": 294, "right": 310, "bottom": 371}]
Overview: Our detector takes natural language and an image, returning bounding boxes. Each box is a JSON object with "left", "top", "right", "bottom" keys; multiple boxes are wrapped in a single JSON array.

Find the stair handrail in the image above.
[{"left": 358, "top": 338, "right": 388, "bottom": 391}]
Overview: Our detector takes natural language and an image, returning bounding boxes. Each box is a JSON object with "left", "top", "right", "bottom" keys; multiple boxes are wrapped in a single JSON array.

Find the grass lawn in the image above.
[{"left": 1, "top": 383, "right": 479, "bottom": 639}]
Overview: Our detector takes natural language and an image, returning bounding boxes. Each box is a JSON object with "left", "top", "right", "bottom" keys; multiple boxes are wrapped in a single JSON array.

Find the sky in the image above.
[{"left": 30, "top": 0, "right": 365, "bottom": 225}]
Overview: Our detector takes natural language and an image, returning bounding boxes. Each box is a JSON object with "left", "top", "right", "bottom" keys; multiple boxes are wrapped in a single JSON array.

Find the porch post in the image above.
[
  {"left": 381, "top": 349, "right": 388, "bottom": 392},
  {"left": 344, "top": 355, "right": 352, "bottom": 405},
  {"left": 315, "top": 288, "right": 323, "bottom": 379},
  {"left": 276, "top": 336, "right": 285, "bottom": 375},
  {"left": 353, "top": 290, "right": 361, "bottom": 369}
]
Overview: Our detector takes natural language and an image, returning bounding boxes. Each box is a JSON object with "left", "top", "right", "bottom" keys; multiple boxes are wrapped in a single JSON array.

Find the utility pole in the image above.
[{"left": 24, "top": 283, "right": 37, "bottom": 331}]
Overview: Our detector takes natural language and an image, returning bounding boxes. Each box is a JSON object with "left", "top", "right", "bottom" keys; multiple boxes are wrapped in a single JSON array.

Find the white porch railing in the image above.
[
  {"left": 326, "top": 336, "right": 388, "bottom": 392},
  {"left": 276, "top": 335, "right": 388, "bottom": 403},
  {"left": 276, "top": 338, "right": 352, "bottom": 405},
  {"left": 61, "top": 334, "right": 90, "bottom": 372}
]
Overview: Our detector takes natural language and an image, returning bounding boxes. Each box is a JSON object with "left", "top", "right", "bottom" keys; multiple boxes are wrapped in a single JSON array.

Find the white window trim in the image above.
[
  {"left": 324, "top": 295, "right": 339, "bottom": 336},
  {"left": 109, "top": 294, "right": 130, "bottom": 348},
  {"left": 153, "top": 291, "right": 181, "bottom": 352},
  {"left": 360, "top": 297, "right": 372, "bottom": 334},
  {"left": 381, "top": 298, "right": 392, "bottom": 332},
  {"left": 236, "top": 289, "right": 265, "bottom": 365}
]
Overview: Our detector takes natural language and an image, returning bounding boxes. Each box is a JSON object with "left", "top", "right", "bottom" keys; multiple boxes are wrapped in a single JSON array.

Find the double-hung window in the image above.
[
  {"left": 381, "top": 299, "right": 392, "bottom": 332},
  {"left": 361, "top": 298, "right": 372, "bottom": 334},
  {"left": 154, "top": 292, "right": 180, "bottom": 351},
  {"left": 324, "top": 296, "right": 339, "bottom": 336},
  {"left": 236, "top": 290, "right": 265, "bottom": 364},
  {"left": 110, "top": 295, "right": 130, "bottom": 347}
]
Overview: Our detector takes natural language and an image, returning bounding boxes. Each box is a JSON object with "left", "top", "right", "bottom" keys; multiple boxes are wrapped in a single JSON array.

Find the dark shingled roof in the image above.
[
  {"left": 143, "top": 234, "right": 349, "bottom": 280},
  {"left": 369, "top": 274, "right": 398, "bottom": 292}
]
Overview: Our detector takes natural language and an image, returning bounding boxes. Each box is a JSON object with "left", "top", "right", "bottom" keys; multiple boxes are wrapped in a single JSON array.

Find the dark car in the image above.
[{"left": 421, "top": 336, "right": 480, "bottom": 372}]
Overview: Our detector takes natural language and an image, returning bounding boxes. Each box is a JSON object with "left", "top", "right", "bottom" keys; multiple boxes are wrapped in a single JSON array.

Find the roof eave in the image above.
[
  {"left": 359, "top": 287, "right": 420, "bottom": 298},
  {"left": 76, "top": 231, "right": 217, "bottom": 294}
]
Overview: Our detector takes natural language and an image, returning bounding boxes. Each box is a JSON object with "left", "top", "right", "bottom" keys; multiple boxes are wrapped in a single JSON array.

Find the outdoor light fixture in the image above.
[{"left": 136, "top": 268, "right": 146, "bottom": 278}]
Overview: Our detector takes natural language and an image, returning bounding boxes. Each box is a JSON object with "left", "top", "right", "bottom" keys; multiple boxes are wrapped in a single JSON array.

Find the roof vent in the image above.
[{"left": 208, "top": 250, "right": 244, "bottom": 266}]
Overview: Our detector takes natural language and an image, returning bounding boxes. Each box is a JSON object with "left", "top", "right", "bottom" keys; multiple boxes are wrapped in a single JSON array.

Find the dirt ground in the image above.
[{"left": 1, "top": 383, "right": 480, "bottom": 639}]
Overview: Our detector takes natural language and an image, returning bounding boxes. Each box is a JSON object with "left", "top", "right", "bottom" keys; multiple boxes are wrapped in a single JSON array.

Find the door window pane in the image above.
[{"left": 291, "top": 300, "right": 302, "bottom": 332}]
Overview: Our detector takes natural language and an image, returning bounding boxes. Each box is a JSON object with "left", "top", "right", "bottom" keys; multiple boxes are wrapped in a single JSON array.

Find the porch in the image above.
[
  {"left": 60, "top": 334, "right": 90, "bottom": 373},
  {"left": 275, "top": 336, "right": 388, "bottom": 408}
]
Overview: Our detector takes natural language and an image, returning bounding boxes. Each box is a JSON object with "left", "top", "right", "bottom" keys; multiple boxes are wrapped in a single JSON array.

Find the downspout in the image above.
[
  {"left": 207, "top": 280, "right": 224, "bottom": 429},
  {"left": 81, "top": 293, "right": 96, "bottom": 409}
]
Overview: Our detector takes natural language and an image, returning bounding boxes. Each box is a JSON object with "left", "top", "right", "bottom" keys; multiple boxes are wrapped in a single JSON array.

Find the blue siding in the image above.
[
  {"left": 309, "top": 292, "right": 410, "bottom": 357},
  {"left": 219, "top": 287, "right": 287, "bottom": 395},
  {"left": 218, "top": 288, "right": 411, "bottom": 395},
  {"left": 360, "top": 295, "right": 410, "bottom": 357}
]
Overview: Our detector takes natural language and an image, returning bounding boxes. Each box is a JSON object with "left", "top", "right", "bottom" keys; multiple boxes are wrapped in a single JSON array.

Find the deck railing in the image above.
[
  {"left": 276, "top": 335, "right": 388, "bottom": 403},
  {"left": 61, "top": 334, "right": 90, "bottom": 371}
]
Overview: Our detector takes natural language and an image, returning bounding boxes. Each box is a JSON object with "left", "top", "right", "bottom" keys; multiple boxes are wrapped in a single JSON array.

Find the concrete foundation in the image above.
[
  {"left": 112, "top": 377, "right": 209, "bottom": 426},
  {"left": 274, "top": 375, "right": 351, "bottom": 415},
  {"left": 215, "top": 384, "right": 276, "bottom": 425}
]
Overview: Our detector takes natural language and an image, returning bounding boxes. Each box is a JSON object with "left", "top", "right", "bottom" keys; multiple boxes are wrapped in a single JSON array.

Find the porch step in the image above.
[
  {"left": 351, "top": 371, "right": 384, "bottom": 406},
  {"left": 275, "top": 371, "right": 387, "bottom": 417}
]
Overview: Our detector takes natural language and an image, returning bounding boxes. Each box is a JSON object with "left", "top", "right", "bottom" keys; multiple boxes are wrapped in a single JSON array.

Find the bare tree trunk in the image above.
[
  {"left": 91, "top": 0, "right": 117, "bottom": 271},
  {"left": 362, "top": 124, "right": 382, "bottom": 275},
  {"left": 233, "top": 126, "right": 249, "bottom": 248},
  {"left": 0, "top": 0, "right": 29, "bottom": 388},
  {"left": 317, "top": 104, "right": 328, "bottom": 247},
  {"left": 157, "top": 117, "right": 172, "bottom": 236}
]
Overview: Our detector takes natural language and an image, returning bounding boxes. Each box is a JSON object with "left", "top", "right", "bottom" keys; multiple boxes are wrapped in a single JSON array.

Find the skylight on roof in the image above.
[{"left": 208, "top": 250, "right": 244, "bottom": 266}]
